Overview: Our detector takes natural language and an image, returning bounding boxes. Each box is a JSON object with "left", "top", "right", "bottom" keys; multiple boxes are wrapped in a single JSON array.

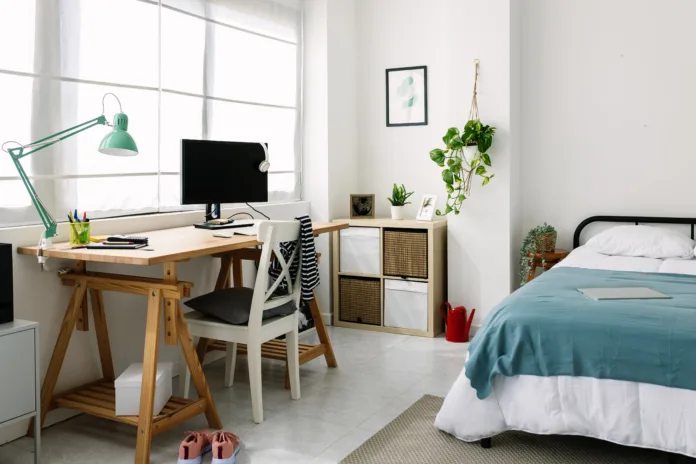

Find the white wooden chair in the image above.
[{"left": 181, "top": 220, "right": 301, "bottom": 423}]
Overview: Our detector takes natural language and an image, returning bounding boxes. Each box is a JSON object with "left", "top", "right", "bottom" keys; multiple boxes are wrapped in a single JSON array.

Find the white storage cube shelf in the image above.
[
  {"left": 115, "top": 362, "right": 173, "bottom": 416},
  {"left": 384, "top": 279, "right": 429, "bottom": 331},
  {"left": 340, "top": 227, "right": 380, "bottom": 275}
]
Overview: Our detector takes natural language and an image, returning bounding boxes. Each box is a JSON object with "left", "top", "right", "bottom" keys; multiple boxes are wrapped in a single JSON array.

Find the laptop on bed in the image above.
[{"left": 578, "top": 287, "right": 672, "bottom": 300}]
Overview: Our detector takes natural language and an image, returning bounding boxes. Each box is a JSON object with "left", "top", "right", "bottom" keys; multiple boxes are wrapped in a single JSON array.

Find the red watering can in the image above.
[{"left": 440, "top": 302, "right": 475, "bottom": 343}]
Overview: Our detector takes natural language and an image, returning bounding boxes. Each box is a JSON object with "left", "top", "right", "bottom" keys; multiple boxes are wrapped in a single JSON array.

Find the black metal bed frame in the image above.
[{"left": 573, "top": 215, "right": 696, "bottom": 249}]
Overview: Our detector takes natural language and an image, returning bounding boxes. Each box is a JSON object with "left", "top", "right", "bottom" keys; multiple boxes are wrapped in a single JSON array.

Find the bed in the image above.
[{"left": 435, "top": 216, "right": 696, "bottom": 460}]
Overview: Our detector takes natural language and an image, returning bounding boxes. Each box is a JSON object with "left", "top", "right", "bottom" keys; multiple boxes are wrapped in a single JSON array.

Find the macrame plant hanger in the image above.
[
  {"left": 461, "top": 59, "right": 481, "bottom": 196},
  {"left": 469, "top": 59, "right": 480, "bottom": 122}
]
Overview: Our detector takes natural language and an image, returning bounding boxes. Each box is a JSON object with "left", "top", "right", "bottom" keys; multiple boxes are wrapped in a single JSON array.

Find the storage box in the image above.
[
  {"left": 340, "top": 227, "right": 380, "bottom": 275},
  {"left": 383, "top": 229, "right": 428, "bottom": 279},
  {"left": 339, "top": 276, "right": 381, "bottom": 325},
  {"left": 384, "top": 279, "right": 428, "bottom": 331},
  {"left": 115, "top": 362, "right": 173, "bottom": 416}
]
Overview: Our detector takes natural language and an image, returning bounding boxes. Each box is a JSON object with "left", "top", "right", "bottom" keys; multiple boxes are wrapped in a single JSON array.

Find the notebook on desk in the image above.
[{"left": 86, "top": 243, "right": 148, "bottom": 250}]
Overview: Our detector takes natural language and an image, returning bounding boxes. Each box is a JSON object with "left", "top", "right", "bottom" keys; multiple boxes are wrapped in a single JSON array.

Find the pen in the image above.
[{"left": 103, "top": 241, "right": 134, "bottom": 245}]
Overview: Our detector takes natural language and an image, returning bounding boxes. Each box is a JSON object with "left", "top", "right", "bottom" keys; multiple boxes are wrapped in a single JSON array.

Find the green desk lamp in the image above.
[{"left": 2, "top": 93, "right": 138, "bottom": 256}]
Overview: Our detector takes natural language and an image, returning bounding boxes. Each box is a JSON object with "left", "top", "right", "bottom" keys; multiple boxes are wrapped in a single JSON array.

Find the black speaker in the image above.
[{"left": 0, "top": 243, "right": 12, "bottom": 325}]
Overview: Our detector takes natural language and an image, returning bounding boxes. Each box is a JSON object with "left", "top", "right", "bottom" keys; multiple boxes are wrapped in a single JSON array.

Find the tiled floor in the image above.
[{"left": 0, "top": 327, "right": 468, "bottom": 463}]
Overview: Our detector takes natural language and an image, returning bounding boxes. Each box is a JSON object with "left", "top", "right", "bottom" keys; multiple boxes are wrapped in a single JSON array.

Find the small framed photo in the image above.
[
  {"left": 386, "top": 65, "right": 428, "bottom": 127},
  {"left": 416, "top": 194, "right": 437, "bottom": 221},
  {"left": 350, "top": 194, "right": 375, "bottom": 219}
]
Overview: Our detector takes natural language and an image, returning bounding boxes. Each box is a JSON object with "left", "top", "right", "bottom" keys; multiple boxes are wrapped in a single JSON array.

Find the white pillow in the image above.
[{"left": 585, "top": 225, "right": 695, "bottom": 259}]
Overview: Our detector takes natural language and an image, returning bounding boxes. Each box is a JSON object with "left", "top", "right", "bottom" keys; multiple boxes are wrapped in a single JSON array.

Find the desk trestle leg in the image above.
[
  {"left": 176, "top": 302, "right": 223, "bottom": 430},
  {"left": 28, "top": 281, "right": 87, "bottom": 437},
  {"left": 135, "top": 289, "right": 163, "bottom": 463}
]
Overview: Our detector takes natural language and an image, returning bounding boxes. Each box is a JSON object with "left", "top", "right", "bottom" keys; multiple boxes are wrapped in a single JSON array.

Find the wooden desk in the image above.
[{"left": 17, "top": 222, "right": 345, "bottom": 464}]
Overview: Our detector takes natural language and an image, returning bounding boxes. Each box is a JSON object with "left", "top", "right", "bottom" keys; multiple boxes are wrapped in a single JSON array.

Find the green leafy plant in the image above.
[
  {"left": 387, "top": 184, "right": 414, "bottom": 206},
  {"left": 519, "top": 223, "right": 557, "bottom": 286},
  {"left": 429, "top": 119, "right": 496, "bottom": 215}
]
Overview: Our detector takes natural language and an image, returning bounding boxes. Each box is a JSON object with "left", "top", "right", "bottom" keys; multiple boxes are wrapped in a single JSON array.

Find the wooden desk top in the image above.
[{"left": 17, "top": 222, "right": 347, "bottom": 266}]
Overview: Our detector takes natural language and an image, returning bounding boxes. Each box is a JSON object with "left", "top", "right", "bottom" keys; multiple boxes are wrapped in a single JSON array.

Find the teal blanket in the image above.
[{"left": 467, "top": 267, "right": 696, "bottom": 399}]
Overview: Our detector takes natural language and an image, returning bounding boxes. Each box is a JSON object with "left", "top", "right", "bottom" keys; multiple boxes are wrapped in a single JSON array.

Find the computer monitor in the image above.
[{"left": 181, "top": 139, "right": 269, "bottom": 228}]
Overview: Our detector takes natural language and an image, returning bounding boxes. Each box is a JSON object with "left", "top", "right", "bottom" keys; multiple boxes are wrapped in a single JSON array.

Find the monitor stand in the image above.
[{"left": 193, "top": 203, "right": 252, "bottom": 230}]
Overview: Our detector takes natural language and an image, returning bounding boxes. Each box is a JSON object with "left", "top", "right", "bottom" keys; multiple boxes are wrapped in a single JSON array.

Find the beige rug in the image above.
[{"left": 341, "top": 395, "right": 681, "bottom": 464}]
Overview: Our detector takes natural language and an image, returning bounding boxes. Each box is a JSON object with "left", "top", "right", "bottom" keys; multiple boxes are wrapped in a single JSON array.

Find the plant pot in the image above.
[
  {"left": 462, "top": 144, "right": 478, "bottom": 164},
  {"left": 390, "top": 205, "right": 405, "bottom": 220},
  {"left": 535, "top": 231, "right": 557, "bottom": 253}
]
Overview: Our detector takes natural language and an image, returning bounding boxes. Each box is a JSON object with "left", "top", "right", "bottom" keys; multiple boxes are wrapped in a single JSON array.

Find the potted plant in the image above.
[
  {"left": 429, "top": 120, "right": 496, "bottom": 215},
  {"left": 519, "top": 223, "right": 557, "bottom": 286},
  {"left": 387, "top": 184, "right": 414, "bottom": 220}
]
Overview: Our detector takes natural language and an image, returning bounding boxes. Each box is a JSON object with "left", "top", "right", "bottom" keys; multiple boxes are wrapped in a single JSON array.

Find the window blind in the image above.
[{"left": 0, "top": 0, "right": 303, "bottom": 228}]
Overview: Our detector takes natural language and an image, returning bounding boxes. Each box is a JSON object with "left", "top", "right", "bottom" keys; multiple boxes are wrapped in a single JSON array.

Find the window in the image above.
[{"left": 0, "top": 0, "right": 302, "bottom": 228}]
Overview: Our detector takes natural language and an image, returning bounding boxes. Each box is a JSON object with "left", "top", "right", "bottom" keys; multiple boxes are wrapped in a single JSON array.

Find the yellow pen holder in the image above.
[{"left": 69, "top": 223, "right": 91, "bottom": 246}]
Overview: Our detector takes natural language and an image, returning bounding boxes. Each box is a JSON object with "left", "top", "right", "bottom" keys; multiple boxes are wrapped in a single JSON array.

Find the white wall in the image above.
[
  {"left": 353, "top": 0, "right": 518, "bottom": 323},
  {"left": 302, "top": 0, "right": 332, "bottom": 320},
  {"left": 302, "top": 0, "right": 358, "bottom": 321},
  {"left": 327, "top": 0, "right": 358, "bottom": 221},
  {"left": 0, "top": 201, "right": 308, "bottom": 445},
  {"left": 354, "top": 0, "right": 449, "bottom": 219},
  {"left": 521, "top": 0, "right": 696, "bottom": 249}
]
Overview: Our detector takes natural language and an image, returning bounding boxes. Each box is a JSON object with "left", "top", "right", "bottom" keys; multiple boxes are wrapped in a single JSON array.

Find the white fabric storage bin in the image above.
[
  {"left": 115, "top": 362, "right": 173, "bottom": 416},
  {"left": 340, "top": 227, "right": 380, "bottom": 275},
  {"left": 384, "top": 279, "right": 428, "bottom": 331}
]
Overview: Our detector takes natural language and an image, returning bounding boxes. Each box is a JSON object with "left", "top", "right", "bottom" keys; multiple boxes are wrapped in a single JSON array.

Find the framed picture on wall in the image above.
[{"left": 386, "top": 65, "right": 428, "bottom": 127}]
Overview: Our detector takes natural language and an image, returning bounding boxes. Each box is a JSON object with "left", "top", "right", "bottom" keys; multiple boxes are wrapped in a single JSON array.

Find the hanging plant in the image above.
[
  {"left": 428, "top": 60, "right": 496, "bottom": 215},
  {"left": 519, "top": 223, "right": 557, "bottom": 286}
]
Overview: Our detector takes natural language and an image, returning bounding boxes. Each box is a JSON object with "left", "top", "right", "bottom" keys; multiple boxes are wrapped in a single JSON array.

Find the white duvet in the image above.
[{"left": 435, "top": 246, "right": 696, "bottom": 458}]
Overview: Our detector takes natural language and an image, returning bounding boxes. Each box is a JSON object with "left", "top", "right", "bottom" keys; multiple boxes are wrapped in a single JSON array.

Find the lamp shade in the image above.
[{"left": 98, "top": 113, "right": 138, "bottom": 156}]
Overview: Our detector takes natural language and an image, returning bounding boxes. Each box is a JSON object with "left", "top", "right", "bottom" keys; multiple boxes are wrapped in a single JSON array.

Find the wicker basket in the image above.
[
  {"left": 535, "top": 231, "right": 557, "bottom": 253},
  {"left": 339, "top": 276, "right": 381, "bottom": 325},
  {"left": 383, "top": 229, "right": 428, "bottom": 279}
]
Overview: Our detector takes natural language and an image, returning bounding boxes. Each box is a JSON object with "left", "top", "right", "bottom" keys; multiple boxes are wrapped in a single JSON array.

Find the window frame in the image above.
[{"left": 0, "top": 0, "right": 303, "bottom": 228}]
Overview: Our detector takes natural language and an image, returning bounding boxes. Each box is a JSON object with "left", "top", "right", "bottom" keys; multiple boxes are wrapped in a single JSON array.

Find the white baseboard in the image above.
[
  {"left": 322, "top": 312, "right": 332, "bottom": 326},
  {"left": 470, "top": 323, "right": 482, "bottom": 338}
]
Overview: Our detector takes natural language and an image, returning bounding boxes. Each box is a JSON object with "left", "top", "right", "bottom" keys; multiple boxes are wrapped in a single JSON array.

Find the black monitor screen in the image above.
[{"left": 181, "top": 139, "right": 269, "bottom": 205}]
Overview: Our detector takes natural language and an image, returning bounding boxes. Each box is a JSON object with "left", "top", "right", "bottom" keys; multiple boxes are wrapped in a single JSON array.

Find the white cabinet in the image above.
[
  {"left": 339, "top": 227, "right": 380, "bottom": 275},
  {"left": 0, "top": 320, "right": 40, "bottom": 463},
  {"left": 384, "top": 279, "right": 429, "bottom": 331}
]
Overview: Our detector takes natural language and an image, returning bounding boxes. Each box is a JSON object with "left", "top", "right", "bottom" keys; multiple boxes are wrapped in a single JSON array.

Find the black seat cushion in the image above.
[{"left": 184, "top": 287, "right": 296, "bottom": 325}]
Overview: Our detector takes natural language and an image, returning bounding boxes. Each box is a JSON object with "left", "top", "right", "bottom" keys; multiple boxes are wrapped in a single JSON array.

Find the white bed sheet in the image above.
[
  {"left": 435, "top": 246, "right": 696, "bottom": 458},
  {"left": 557, "top": 245, "right": 696, "bottom": 275}
]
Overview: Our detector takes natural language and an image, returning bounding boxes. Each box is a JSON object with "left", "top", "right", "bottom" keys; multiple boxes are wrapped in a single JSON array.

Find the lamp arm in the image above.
[
  {"left": 12, "top": 115, "right": 107, "bottom": 159},
  {"left": 4, "top": 114, "right": 108, "bottom": 239},
  {"left": 9, "top": 152, "right": 57, "bottom": 238}
]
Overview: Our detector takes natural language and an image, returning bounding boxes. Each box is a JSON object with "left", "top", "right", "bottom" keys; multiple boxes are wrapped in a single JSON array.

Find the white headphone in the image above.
[{"left": 258, "top": 143, "right": 270, "bottom": 173}]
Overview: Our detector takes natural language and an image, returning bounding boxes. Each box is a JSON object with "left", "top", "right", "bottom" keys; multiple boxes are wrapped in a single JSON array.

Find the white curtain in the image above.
[{"left": 0, "top": 0, "right": 302, "bottom": 227}]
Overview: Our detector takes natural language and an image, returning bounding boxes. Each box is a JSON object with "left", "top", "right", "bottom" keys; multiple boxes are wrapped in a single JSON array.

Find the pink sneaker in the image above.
[
  {"left": 211, "top": 431, "right": 241, "bottom": 464},
  {"left": 178, "top": 431, "right": 212, "bottom": 464}
]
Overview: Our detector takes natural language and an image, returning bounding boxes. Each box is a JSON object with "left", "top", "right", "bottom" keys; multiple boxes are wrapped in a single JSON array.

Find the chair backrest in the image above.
[{"left": 248, "top": 220, "right": 302, "bottom": 330}]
